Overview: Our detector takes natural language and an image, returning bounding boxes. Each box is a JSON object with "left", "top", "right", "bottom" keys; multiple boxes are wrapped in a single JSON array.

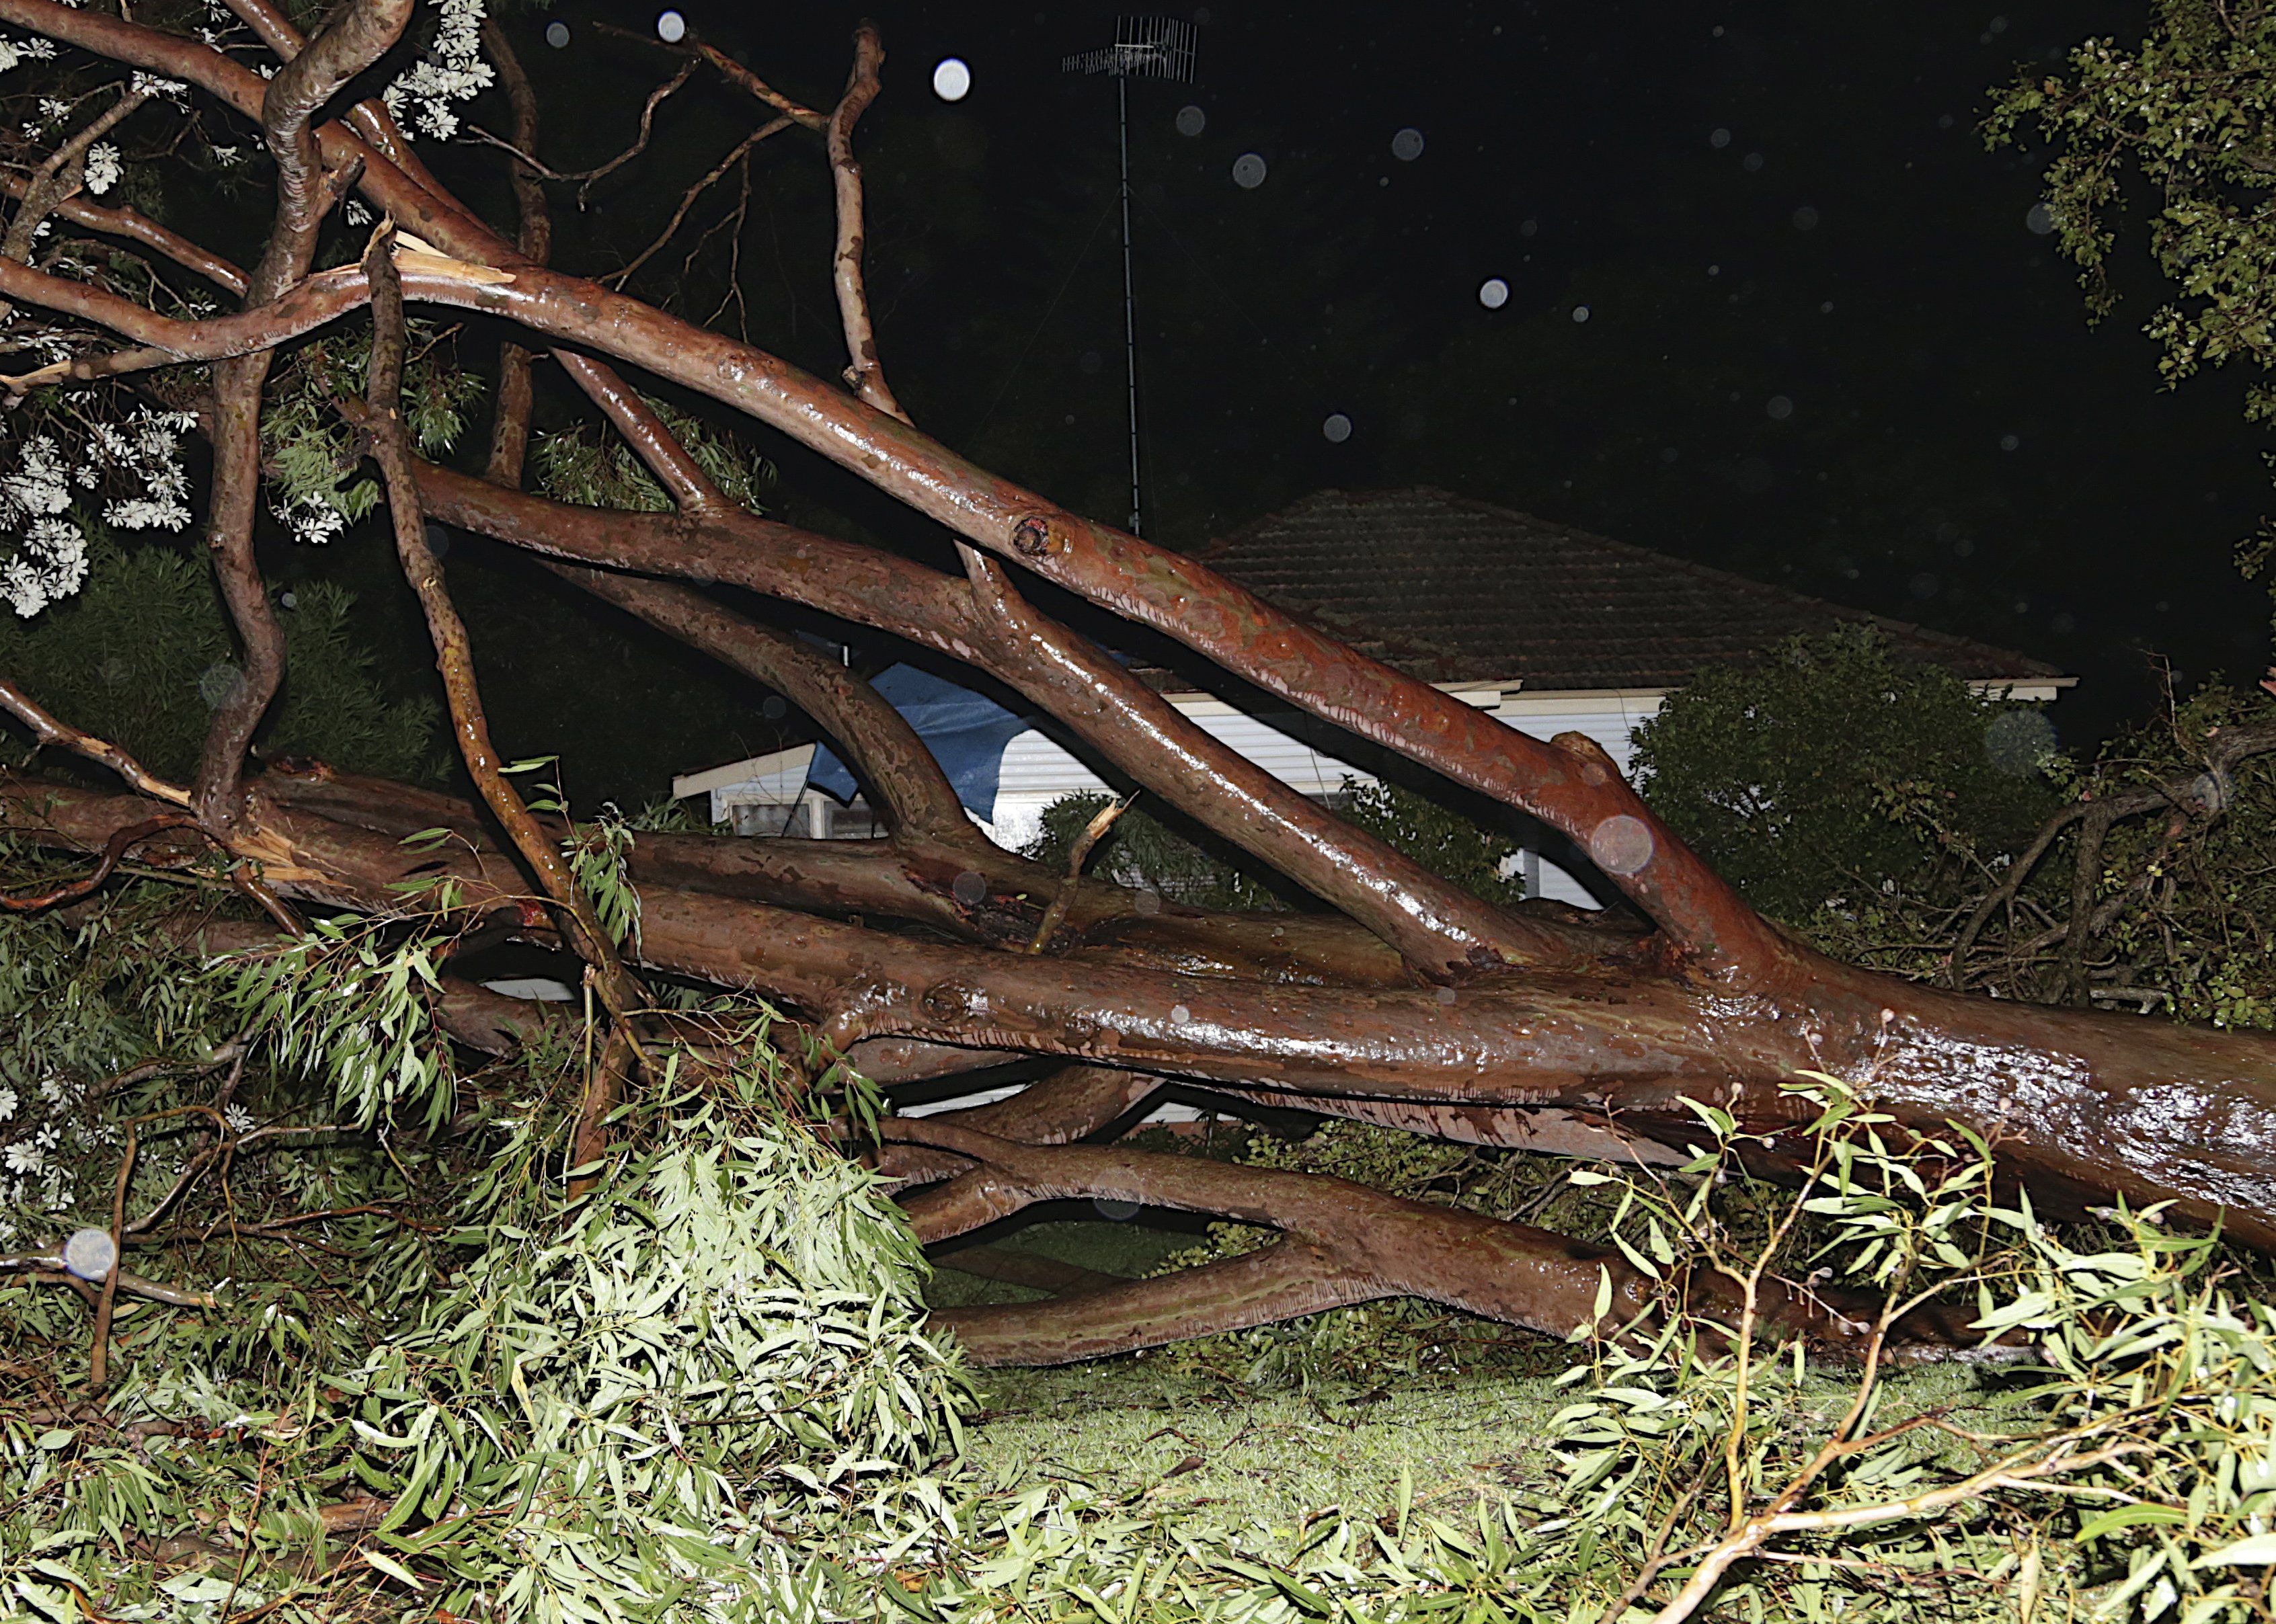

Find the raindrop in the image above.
[
  {"left": 1820, "top": 300, "right": 1835, "bottom": 313},
  {"left": 1791, "top": 204, "right": 1819, "bottom": 231},
  {"left": 425, "top": 520, "right": 452, "bottom": 558},
  {"left": 1094, "top": 1196, "right": 1142, "bottom": 1221},
  {"left": 278, "top": 590, "right": 298, "bottom": 609},
  {"left": 932, "top": 56, "right": 972, "bottom": 102},
  {"left": 198, "top": 662, "right": 244, "bottom": 711},
  {"left": 1519, "top": 218, "right": 1538, "bottom": 237},
  {"left": 1169, "top": 1004, "right": 1192, "bottom": 1026},
  {"left": 760, "top": 695, "right": 788, "bottom": 721},
  {"left": 1588, "top": 814, "right": 1655, "bottom": 877},
  {"left": 1707, "top": 263, "right": 1721, "bottom": 276},
  {"left": 1909, "top": 571, "right": 1940, "bottom": 600},
  {"left": 1990, "top": 14, "right": 2009, "bottom": 32},
  {"left": 1435, "top": 985, "right": 1457, "bottom": 1006},
  {"left": 1390, "top": 126, "right": 1425, "bottom": 161},
  {"left": 1710, "top": 127, "right": 1731, "bottom": 149},
  {"left": 1984, "top": 708, "right": 2056, "bottom": 777},
  {"left": 1766, "top": 395, "right": 1794, "bottom": 420},
  {"left": 98, "top": 657, "right": 126, "bottom": 686},
  {"left": 1570, "top": 304, "right": 1591, "bottom": 323},
  {"left": 1742, "top": 151, "right": 1764, "bottom": 173},
  {"left": 1134, "top": 888, "right": 1163, "bottom": 916},
  {"left": 2025, "top": 200, "right": 2055, "bottom": 236},
  {"left": 1175, "top": 104, "right": 1206, "bottom": 137},
  {"left": 1477, "top": 277, "right": 1509, "bottom": 309},
  {"left": 62, "top": 1228, "right": 116, "bottom": 1282},
  {"left": 545, "top": 19, "right": 570, "bottom": 48},
  {"left": 1999, "top": 432, "right": 2020, "bottom": 452},
  {"left": 1938, "top": 112, "right": 1957, "bottom": 128},
  {"left": 2051, "top": 611, "right": 2076, "bottom": 635},
  {"left": 1079, "top": 348, "right": 1103, "bottom": 374},
  {"left": 655, "top": 10, "right": 686, "bottom": 44},
  {"left": 951, "top": 870, "right": 988, "bottom": 906},
  {"left": 1231, "top": 152, "right": 1267, "bottom": 188},
  {"left": 1322, "top": 412, "right": 1353, "bottom": 442}
]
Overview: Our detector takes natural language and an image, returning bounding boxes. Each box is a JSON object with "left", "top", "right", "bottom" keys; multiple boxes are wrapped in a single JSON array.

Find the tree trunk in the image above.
[{"left": 2, "top": 0, "right": 2272, "bottom": 1365}]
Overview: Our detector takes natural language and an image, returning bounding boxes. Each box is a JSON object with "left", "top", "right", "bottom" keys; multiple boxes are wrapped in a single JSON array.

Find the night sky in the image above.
[{"left": 413, "top": 0, "right": 2274, "bottom": 795}]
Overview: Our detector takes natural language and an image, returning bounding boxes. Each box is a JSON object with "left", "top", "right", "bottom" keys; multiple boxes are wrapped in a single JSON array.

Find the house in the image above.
[{"left": 672, "top": 488, "right": 2070, "bottom": 906}]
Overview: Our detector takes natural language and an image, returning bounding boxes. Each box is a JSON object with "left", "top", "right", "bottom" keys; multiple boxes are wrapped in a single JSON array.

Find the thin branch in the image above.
[
  {"left": 1, "top": 83, "right": 157, "bottom": 269},
  {"left": 604, "top": 116, "right": 792, "bottom": 290},
  {"left": 362, "top": 224, "right": 645, "bottom": 1179},
  {"left": 826, "top": 24, "right": 900, "bottom": 417},
  {"left": 0, "top": 673, "right": 190, "bottom": 803},
  {"left": 463, "top": 58, "right": 697, "bottom": 207}
]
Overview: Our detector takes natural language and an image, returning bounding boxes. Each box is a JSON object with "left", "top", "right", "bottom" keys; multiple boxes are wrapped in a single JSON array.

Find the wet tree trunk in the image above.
[{"left": 2, "top": 0, "right": 2272, "bottom": 1365}]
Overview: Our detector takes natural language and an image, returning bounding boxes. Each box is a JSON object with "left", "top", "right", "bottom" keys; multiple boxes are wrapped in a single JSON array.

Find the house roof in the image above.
[{"left": 1193, "top": 488, "right": 2065, "bottom": 692}]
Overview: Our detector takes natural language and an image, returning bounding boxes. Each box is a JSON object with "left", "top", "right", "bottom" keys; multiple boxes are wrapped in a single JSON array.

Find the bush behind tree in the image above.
[{"left": 0, "top": 542, "right": 444, "bottom": 785}]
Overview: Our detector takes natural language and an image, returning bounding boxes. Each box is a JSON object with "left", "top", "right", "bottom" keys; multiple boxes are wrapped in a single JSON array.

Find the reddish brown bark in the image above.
[{"left": 5, "top": 8, "right": 2276, "bottom": 1369}]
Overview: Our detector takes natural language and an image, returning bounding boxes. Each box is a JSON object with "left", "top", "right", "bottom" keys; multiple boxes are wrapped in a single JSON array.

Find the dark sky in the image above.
[{"left": 446, "top": 0, "right": 2271, "bottom": 784}]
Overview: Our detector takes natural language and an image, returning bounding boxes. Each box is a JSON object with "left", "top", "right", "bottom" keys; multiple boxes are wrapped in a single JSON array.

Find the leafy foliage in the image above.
[
  {"left": 531, "top": 395, "right": 774, "bottom": 516},
  {"left": 0, "top": 542, "right": 443, "bottom": 784},
  {"left": 1986, "top": 1, "right": 2276, "bottom": 600},
  {"left": 261, "top": 324, "right": 487, "bottom": 546},
  {"left": 1632, "top": 626, "right": 2058, "bottom": 930}
]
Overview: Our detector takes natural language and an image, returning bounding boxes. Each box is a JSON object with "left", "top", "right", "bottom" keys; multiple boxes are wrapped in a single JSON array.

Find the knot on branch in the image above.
[{"left": 1009, "top": 516, "right": 1060, "bottom": 561}]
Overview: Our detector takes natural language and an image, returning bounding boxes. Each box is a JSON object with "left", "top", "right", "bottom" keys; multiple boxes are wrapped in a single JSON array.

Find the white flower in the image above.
[
  {"left": 81, "top": 140, "right": 120, "bottom": 195},
  {"left": 274, "top": 492, "right": 348, "bottom": 546},
  {"left": 2, "top": 1141, "right": 45, "bottom": 1177},
  {"left": 0, "top": 1087, "right": 16, "bottom": 1122},
  {"left": 224, "top": 1104, "right": 256, "bottom": 1136},
  {"left": 382, "top": 0, "right": 493, "bottom": 140}
]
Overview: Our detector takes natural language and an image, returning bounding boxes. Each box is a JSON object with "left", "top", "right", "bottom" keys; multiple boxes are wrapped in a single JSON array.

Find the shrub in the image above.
[
  {"left": 1631, "top": 626, "right": 2058, "bottom": 928},
  {"left": 0, "top": 543, "right": 443, "bottom": 784}
]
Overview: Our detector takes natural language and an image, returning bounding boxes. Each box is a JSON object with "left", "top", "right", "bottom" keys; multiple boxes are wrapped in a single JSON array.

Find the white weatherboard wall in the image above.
[{"left": 672, "top": 683, "right": 1674, "bottom": 907}]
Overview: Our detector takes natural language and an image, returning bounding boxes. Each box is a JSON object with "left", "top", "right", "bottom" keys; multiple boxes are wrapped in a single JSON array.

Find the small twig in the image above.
[
  {"left": 1027, "top": 793, "right": 1136, "bottom": 952},
  {"left": 604, "top": 116, "right": 791, "bottom": 288}
]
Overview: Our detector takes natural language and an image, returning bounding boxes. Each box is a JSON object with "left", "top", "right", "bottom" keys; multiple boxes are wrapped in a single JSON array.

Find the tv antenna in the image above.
[{"left": 1062, "top": 16, "right": 1197, "bottom": 536}]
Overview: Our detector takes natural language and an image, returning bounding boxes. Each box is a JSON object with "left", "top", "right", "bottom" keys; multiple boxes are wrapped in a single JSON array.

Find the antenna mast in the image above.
[{"left": 1062, "top": 17, "right": 1198, "bottom": 537}]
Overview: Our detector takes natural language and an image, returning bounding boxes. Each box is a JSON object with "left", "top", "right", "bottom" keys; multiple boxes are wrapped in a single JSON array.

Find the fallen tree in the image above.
[{"left": 1, "top": 0, "right": 2273, "bottom": 1374}]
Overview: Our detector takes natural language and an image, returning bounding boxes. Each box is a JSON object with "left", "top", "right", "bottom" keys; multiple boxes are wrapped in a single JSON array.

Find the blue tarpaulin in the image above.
[{"left": 806, "top": 664, "right": 1033, "bottom": 823}]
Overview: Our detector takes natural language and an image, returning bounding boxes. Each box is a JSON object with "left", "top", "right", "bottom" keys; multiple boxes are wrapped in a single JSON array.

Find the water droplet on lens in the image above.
[
  {"left": 63, "top": 1227, "right": 116, "bottom": 1281},
  {"left": 1587, "top": 814, "right": 1655, "bottom": 877},
  {"left": 932, "top": 57, "right": 972, "bottom": 102},
  {"left": 951, "top": 870, "right": 988, "bottom": 906},
  {"left": 656, "top": 10, "right": 686, "bottom": 44},
  {"left": 1478, "top": 277, "right": 1509, "bottom": 309},
  {"left": 1571, "top": 304, "right": 1591, "bottom": 323},
  {"left": 1766, "top": 395, "right": 1794, "bottom": 420},
  {"left": 1322, "top": 412, "right": 1353, "bottom": 442},
  {"left": 1094, "top": 1196, "right": 1142, "bottom": 1221},
  {"left": 1232, "top": 152, "right": 1267, "bottom": 188},
  {"left": 198, "top": 662, "right": 244, "bottom": 710},
  {"left": 545, "top": 19, "right": 570, "bottom": 48},
  {"left": 1435, "top": 986, "right": 1457, "bottom": 1006},
  {"left": 1169, "top": 1004, "right": 1191, "bottom": 1025},
  {"left": 1134, "top": 889, "right": 1163, "bottom": 916},
  {"left": 1175, "top": 104, "right": 1206, "bottom": 137},
  {"left": 2026, "top": 200, "right": 2055, "bottom": 236},
  {"left": 1390, "top": 126, "right": 1425, "bottom": 161}
]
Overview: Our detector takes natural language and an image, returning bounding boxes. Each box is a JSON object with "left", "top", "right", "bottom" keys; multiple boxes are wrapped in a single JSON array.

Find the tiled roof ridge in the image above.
[{"left": 1199, "top": 486, "right": 2061, "bottom": 684}]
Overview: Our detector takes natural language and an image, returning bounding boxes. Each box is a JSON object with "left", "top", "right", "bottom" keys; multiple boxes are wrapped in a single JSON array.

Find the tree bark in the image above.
[{"left": 5, "top": 4, "right": 2276, "bottom": 1369}]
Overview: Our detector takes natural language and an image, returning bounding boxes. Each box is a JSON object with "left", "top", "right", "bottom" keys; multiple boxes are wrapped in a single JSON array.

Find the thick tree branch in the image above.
[
  {"left": 546, "top": 564, "right": 984, "bottom": 848},
  {"left": 409, "top": 462, "right": 1571, "bottom": 974},
  {"left": 13, "top": 775, "right": 2276, "bottom": 1247},
  {"left": 0, "top": 174, "right": 249, "bottom": 298},
  {"left": 479, "top": 16, "right": 549, "bottom": 487}
]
